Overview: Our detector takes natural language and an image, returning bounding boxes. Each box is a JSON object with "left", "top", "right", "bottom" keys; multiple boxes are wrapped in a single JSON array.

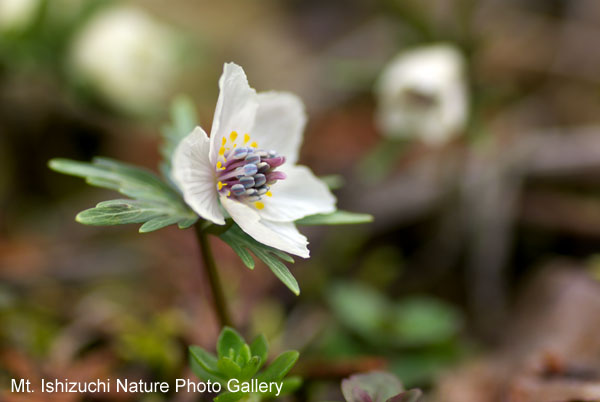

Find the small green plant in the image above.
[{"left": 189, "top": 327, "right": 301, "bottom": 401}]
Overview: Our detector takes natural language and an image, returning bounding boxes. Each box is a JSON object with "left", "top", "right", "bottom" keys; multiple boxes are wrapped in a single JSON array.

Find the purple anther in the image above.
[
  {"left": 233, "top": 147, "right": 249, "bottom": 159},
  {"left": 256, "top": 162, "right": 270, "bottom": 172},
  {"left": 231, "top": 184, "right": 245, "bottom": 196},
  {"left": 243, "top": 164, "right": 258, "bottom": 176},
  {"left": 239, "top": 176, "right": 255, "bottom": 188},
  {"left": 254, "top": 173, "right": 266, "bottom": 187},
  {"left": 245, "top": 154, "right": 260, "bottom": 164}
]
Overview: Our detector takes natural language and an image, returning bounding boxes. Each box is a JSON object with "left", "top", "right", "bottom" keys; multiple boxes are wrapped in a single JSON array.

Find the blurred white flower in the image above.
[
  {"left": 69, "top": 6, "right": 181, "bottom": 115},
  {"left": 0, "top": 0, "right": 40, "bottom": 33},
  {"left": 173, "top": 63, "right": 336, "bottom": 257},
  {"left": 375, "top": 44, "right": 469, "bottom": 145}
]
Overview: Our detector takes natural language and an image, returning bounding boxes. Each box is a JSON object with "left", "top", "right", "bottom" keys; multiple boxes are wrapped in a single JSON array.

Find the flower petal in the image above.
[
  {"left": 258, "top": 165, "right": 336, "bottom": 222},
  {"left": 172, "top": 126, "right": 225, "bottom": 225},
  {"left": 209, "top": 62, "right": 258, "bottom": 165},
  {"left": 220, "top": 196, "right": 309, "bottom": 258},
  {"left": 251, "top": 91, "right": 306, "bottom": 165}
]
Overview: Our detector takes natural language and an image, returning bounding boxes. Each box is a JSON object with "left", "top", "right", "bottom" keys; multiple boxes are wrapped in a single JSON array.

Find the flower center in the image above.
[{"left": 215, "top": 131, "right": 286, "bottom": 210}]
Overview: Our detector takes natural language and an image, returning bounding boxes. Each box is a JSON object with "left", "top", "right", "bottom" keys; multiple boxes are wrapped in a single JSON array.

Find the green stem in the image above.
[{"left": 194, "top": 222, "right": 233, "bottom": 328}]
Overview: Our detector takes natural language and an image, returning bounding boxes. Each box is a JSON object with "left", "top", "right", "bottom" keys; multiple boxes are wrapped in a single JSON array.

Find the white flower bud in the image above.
[
  {"left": 375, "top": 44, "right": 469, "bottom": 145},
  {"left": 69, "top": 6, "right": 181, "bottom": 115},
  {"left": 0, "top": 0, "right": 41, "bottom": 34}
]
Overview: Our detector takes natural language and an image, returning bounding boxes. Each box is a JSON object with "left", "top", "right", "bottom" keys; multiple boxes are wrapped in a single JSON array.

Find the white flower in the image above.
[
  {"left": 375, "top": 44, "right": 468, "bottom": 145},
  {"left": 0, "top": 0, "right": 40, "bottom": 34},
  {"left": 69, "top": 6, "right": 180, "bottom": 115},
  {"left": 172, "top": 63, "right": 336, "bottom": 258}
]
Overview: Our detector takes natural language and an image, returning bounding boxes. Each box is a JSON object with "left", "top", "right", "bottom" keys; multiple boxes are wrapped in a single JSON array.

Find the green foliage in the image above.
[
  {"left": 391, "top": 298, "right": 462, "bottom": 347},
  {"left": 48, "top": 157, "right": 198, "bottom": 232},
  {"left": 296, "top": 210, "right": 373, "bottom": 226},
  {"left": 341, "top": 371, "right": 423, "bottom": 402},
  {"left": 325, "top": 281, "right": 466, "bottom": 387},
  {"left": 218, "top": 209, "right": 373, "bottom": 296},
  {"left": 189, "top": 327, "right": 301, "bottom": 402},
  {"left": 49, "top": 95, "right": 201, "bottom": 233},
  {"left": 328, "top": 281, "right": 462, "bottom": 348},
  {"left": 219, "top": 224, "right": 299, "bottom": 295},
  {"left": 160, "top": 95, "right": 198, "bottom": 179}
]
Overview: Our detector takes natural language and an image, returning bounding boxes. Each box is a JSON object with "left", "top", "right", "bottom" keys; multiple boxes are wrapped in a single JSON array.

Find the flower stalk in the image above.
[{"left": 194, "top": 222, "right": 233, "bottom": 328}]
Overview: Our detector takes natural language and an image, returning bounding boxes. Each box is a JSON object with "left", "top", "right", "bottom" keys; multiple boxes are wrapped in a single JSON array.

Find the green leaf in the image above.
[
  {"left": 76, "top": 200, "right": 159, "bottom": 225},
  {"left": 249, "top": 334, "right": 268, "bottom": 365},
  {"left": 279, "top": 376, "right": 303, "bottom": 395},
  {"left": 188, "top": 346, "right": 220, "bottom": 375},
  {"left": 217, "top": 356, "right": 242, "bottom": 379},
  {"left": 227, "top": 241, "right": 256, "bottom": 270},
  {"left": 48, "top": 158, "right": 198, "bottom": 232},
  {"left": 391, "top": 297, "right": 462, "bottom": 347},
  {"left": 329, "top": 281, "right": 389, "bottom": 340},
  {"left": 217, "top": 327, "right": 246, "bottom": 359},
  {"left": 160, "top": 95, "right": 198, "bottom": 178},
  {"left": 236, "top": 344, "right": 252, "bottom": 367},
  {"left": 256, "top": 350, "right": 299, "bottom": 383},
  {"left": 139, "top": 215, "right": 184, "bottom": 233},
  {"left": 189, "top": 350, "right": 228, "bottom": 384},
  {"left": 178, "top": 217, "right": 199, "bottom": 229},
  {"left": 296, "top": 210, "right": 373, "bottom": 226},
  {"left": 253, "top": 248, "right": 299, "bottom": 296},
  {"left": 220, "top": 224, "right": 299, "bottom": 295},
  {"left": 330, "top": 282, "right": 462, "bottom": 348},
  {"left": 258, "top": 376, "right": 303, "bottom": 397},
  {"left": 239, "top": 356, "right": 262, "bottom": 381},
  {"left": 341, "top": 371, "right": 404, "bottom": 402}
]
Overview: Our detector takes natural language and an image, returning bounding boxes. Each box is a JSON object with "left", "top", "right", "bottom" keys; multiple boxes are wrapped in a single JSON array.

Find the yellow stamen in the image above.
[
  {"left": 222, "top": 137, "right": 226, "bottom": 146},
  {"left": 254, "top": 201, "right": 265, "bottom": 210},
  {"left": 244, "top": 133, "right": 250, "bottom": 143},
  {"left": 217, "top": 181, "right": 227, "bottom": 190},
  {"left": 250, "top": 141, "right": 258, "bottom": 148},
  {"left": 266, "top": 191, "right": 273, "bottom": 197},
  {"left": 216, "top": 161, "right": 225, "bottom": 170},
  {"left": 219, "top": 147, "right": 226, "bottom": 156},
  {"left": 230, "top": 131, "right": 238, "bottom": 141}
]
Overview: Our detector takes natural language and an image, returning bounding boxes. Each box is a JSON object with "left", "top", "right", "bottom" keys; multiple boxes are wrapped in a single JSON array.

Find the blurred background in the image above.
[{"left": 3, "top": 0, "right": 600, "bottom": 401}]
